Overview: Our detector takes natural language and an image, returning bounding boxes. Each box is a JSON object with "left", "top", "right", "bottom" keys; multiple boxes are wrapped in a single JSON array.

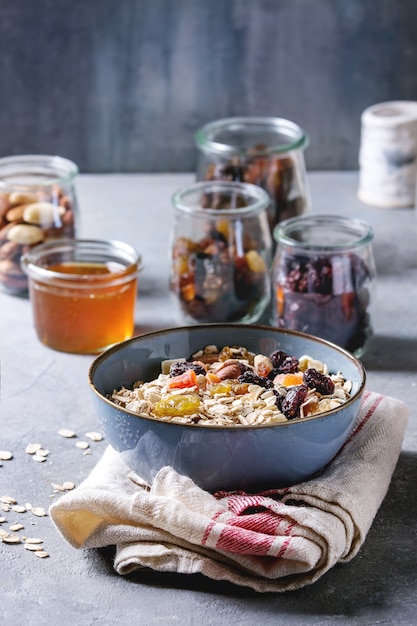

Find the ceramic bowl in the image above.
[{"left": 88, "top": 324, "right": 366, "bottom": 492}]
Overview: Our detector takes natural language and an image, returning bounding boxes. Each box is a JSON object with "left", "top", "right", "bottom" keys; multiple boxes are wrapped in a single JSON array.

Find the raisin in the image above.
[
  {"left": 169, "top": 361, "right": 206, "bottom": 377},
  {"left": 268, "top": 351, "right": 299, "bottom": 375},
  {"left": 153, "top": 394, "right": 201, "bottom": 417},
  {"left": 269, "top": 350, "right": 290, "bottom": 367},
  {"left": 281, "top": 384, "right": 308, "bottom": 420},
  {"left": 238, "top": 370, "right": 273, "bottom": 389},
  {"left": 272, "top": 388, "right": 285, "bottom": 412},
  {"left": 303, "top": 368, "right": 335, "bottom": 395}
]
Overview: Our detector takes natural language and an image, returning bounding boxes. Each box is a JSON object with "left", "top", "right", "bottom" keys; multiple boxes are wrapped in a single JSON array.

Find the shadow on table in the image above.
[
  {"left": 91, "top": 451, "right": 417, "bottom": 620},
  {"left": 361, "top": 334, "right": 417, "bottom": 372}
]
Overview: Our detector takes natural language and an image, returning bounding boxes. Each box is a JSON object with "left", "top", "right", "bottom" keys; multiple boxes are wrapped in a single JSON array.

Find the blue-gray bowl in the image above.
[{"left": 88, "top": 324, "right": 366, "bottom": 492}]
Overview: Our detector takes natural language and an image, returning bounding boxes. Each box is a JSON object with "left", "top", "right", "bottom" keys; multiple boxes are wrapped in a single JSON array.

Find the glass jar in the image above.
[
  {"left": 271, "top": 215, "right": 376, "bottom": 357},
  {"left": 0, "top": 154, "right": 79, "bottom": 295},
  {"left": 170, "top": 180, "right": 272, "bottom": 324},
  {"left": 21, "top": 239, "right": 141, "bottom": 354},
  {"left": 195, "top": 116, "right": 311, "bottom": 234}
]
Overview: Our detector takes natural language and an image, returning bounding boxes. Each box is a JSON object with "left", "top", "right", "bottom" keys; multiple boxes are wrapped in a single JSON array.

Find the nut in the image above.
[
  {"left": 5, "top": 205, "right": 29, "bottom": 223},
  {"left": 6, "top": 223, "right": 44, "bottom": 245},
  {"left": 23, "top": 202, "right": 65, "bottom": 226},
  {"left": 9, "top": 191, "right": 38, "bottom": 205}
]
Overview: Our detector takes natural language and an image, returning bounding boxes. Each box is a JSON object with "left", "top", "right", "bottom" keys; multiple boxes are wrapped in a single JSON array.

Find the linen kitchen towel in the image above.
[{"left": 50, "top": 391, "right": 408, "bottom": 592}]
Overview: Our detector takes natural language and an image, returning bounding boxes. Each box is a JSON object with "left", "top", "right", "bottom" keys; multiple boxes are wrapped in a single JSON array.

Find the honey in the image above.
[{"left": 22, "top": 239, "right": 140, "bottom": 354}]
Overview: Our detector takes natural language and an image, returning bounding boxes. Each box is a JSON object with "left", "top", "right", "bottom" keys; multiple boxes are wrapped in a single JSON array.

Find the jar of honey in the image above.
[
  {"left": 21, "top": 239, "right": 141, "bottom": 354},
  {"left": 0, "top": 154, "right": 80, "bottom": 295}
]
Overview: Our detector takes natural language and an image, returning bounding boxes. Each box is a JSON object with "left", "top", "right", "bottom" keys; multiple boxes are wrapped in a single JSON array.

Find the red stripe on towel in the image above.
[
  {"left": 201, "top": 509, "right": 223, "bottom": 546},
  {"left": 216, "top": 524, "right": 275, "bottom": 556}
]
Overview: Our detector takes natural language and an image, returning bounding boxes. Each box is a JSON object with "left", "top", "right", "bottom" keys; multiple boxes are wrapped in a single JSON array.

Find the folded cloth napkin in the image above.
[{"left": 50, "top": 391, "right": 408, "bottom": 592}]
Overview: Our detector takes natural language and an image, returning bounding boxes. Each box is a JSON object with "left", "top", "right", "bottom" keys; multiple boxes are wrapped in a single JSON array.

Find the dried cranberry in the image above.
[
  {"left": 269, "top": 350, "right": 299, "bottom": 374},
  {"left": 269, "top": 350, "right": 290, "bottom": 367},
  {"left": 303, "top": 368, "right": 335, "bottom": 395},
  {"left": 238, "top": 370, "right": 273, "bottom": 389},
  {"left": 281, "top": 384, "right": 308, "bottom": 420},
  {"left": 169, "top": 361, "right": 206, "bottom": 377}
]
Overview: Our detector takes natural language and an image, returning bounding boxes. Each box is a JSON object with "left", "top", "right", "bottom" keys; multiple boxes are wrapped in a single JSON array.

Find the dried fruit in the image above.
[
  {"left": 238, "top": 370, "right": 273, "bottom": 389},
  {"left": 153, "top": 394, "right": 201, "bottom": 417},
  {"left": 281, "top": 384, "right": 309, "bottom": 419},
  {"left": 166, "top": 368, "right": 198, "bottom": 390},
  {"left": 169, "top": 361, "right": 206, "bottom": 377},
  {"left": 303, "top": 368, "right": 335, "bottom": 395}
]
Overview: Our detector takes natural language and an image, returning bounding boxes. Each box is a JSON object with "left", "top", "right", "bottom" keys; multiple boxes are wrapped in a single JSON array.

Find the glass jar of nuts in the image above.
[
  {"left": 0, "top": 154, "right": 79, "bottom": 295},
  {"left": 195, "top": 117, "right": 311, "bottom": 236},
  {"left": 170, "top": 180, "right": 272, "bottom": 324}
]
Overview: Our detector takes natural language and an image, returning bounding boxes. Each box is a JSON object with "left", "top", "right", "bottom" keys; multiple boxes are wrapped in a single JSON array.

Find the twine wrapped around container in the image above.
[{"left": 358, "top": 101, "right": 417, "bottom": 208}]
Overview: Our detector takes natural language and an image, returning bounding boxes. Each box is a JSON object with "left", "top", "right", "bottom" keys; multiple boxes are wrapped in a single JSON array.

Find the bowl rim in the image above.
[{"left": 88, "top": 323, "right": 367, "bottom": 430}]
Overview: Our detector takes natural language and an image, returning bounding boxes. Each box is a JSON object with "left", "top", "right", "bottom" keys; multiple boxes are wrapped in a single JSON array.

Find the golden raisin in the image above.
[{"left": 153, "top": 393, "right": 201, "bottom": 417}]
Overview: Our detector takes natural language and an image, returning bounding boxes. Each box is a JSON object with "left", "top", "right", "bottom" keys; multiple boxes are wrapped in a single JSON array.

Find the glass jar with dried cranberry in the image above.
[
  {"left": 271, "top": 215, "right": 376, "bottom": 357},
  {"left": 170, "top": 180, "right": 272, "bottom": 324},
  {"left": 195, "top": 117, "right": 311, "bottom": 235}
]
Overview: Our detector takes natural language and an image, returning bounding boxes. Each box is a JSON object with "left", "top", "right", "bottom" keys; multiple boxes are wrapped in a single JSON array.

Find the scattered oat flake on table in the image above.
[
  {"left": 25, "top": 443, "right": 42, "bottom": 455},
  {"left": 0, "top": 517, "right": 6, "bottom": 523},
  {"left": 25, "top": 537, "right": 43, "bottom": 544},
  {"left": 31, "top": 507, "right": 47, "bottom": 517},
  {"left": 51, "top": 483, "right": 66, "bottom": 491},
  {"left": 85, "top": 431, "right": 103, "bottom": 442},
  {"left": 1, "top": 496, "right": 16, "bottom": 505},
  {"left": 25, "top": 543, "right": 43, "bottom": 551},
  {"left": 0, "top": 451, "right": 13, "bottom": 461},
  {"left": 35, "top": 448, "right": 50, "bottom": 457},
  {"left": 2, "top": 534, "right": 21, "bottom": 544},
  {"left": 58, "top": 429, "right": 76, "bottom": 438},
  {"left": 9, "top": 523, "right": 24, "bottom": 532},
  {"left": 75, "top": 441, "right": 89, "bottom": 450},
  {"left": 34, "top": 550, "right": 49, "bottom": 558},
  {"left": 12, "top": 505, "right": 26, "bottom": 513},
  {"left": 0, "top": 528, "right": 9, "bottom": 538},
  {"left": 1, "top": 504, "right": 10, "bottom": 512},
  {"left": 62, "top": 481, "right": 75, "bottom": 490},
  {"left": 33, "top": 454, "right": 47, "bottom": 463}
]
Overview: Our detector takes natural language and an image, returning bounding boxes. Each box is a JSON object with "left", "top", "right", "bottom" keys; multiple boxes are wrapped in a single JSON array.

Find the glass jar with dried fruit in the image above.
[
  {"left": 170, "top": 181, "right": 272, "bottom": 324},
  {"left": 271, "top": 215, "right": 376, "bottom": 357},
  {"left": 195, "top": 117, "right": 311, "bottom": 235},
  {"left": 0, "top": 154, "right": 79, "bottom": 295}
]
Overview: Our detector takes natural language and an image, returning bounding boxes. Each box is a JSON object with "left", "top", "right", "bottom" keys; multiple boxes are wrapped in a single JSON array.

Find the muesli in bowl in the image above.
[
  {"left": 88, "top": 324, "right": 366, "bottom": 491},
  {"left": 110, "top": 344, "right": 353, "bottom": 426}
]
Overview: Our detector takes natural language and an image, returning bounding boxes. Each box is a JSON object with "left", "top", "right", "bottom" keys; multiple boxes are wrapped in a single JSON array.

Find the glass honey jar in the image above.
[{"left": 21, "top": 239, "right": 141, "bottom": 354}]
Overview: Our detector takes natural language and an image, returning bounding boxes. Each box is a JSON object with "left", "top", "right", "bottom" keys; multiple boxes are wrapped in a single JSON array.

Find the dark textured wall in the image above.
[{"left": 0, "top": 0, "right": 416, "bottom": 172}]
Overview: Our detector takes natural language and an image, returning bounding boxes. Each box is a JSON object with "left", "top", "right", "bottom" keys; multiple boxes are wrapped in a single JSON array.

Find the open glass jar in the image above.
[
  {"left": 21, "top": 239, "right": 140, "bottom": 354},
  {"left": 195, "top": 116, "right": 311, "bottom": 234},
  {"left": 170, "top": 180, "right": 272, "bottom": 324},
  {"left": 0, "top": 154, "right": 79, "bottom": 295},
  {"left": 271, "top": 215, "right": 376, "bottom": 357}
]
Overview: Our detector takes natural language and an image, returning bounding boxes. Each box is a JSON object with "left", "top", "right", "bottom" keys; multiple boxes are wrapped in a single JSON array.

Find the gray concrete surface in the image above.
[
  {"left": 1, "top": 1, "right": 417, "bottom": 171},
  {"left": 1, "top": 171, "right": 417, "bottom": 625}
]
